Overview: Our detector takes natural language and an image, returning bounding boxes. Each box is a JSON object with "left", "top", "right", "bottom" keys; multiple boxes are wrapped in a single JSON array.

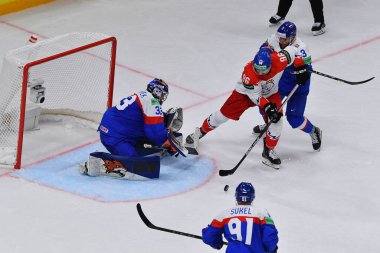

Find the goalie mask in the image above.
[{"left": 147, "top": 78, "right": 169, "bottom": 104}]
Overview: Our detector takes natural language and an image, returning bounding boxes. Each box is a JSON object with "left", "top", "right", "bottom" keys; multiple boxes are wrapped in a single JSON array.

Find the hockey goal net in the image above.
[{"left": 0, "top": 32, "right": 116, "bottom": 169}]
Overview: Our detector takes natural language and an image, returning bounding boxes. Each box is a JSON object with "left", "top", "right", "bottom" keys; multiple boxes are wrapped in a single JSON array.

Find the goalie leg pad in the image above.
[{"left": 81, "top": 152, "right": 161, "bottom": 180}]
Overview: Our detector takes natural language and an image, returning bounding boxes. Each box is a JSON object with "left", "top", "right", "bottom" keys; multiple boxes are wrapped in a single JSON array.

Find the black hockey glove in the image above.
[
  {"left": 264, "top": 102, "right": 282, "bottom": 123},
  {"left": 294, "top": 65, "right": 310, "bottom": 86}
]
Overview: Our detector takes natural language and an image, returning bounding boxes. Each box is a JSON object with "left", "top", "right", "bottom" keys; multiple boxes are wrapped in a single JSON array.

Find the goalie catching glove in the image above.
[
  {"left": 162, "top": 129, "right": 188, "bottom": 157},
  {"left": 164, "top": 107, "right": 183, "bottom": 132}
]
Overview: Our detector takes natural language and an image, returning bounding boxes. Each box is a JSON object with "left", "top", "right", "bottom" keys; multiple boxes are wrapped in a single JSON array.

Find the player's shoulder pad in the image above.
[
  {"left": 213, "top": 208, "right": 234, "bottom": 221},
  {"left": 293, "top": 37, "right": 307, "bottom": 48},
  {"left": 267, "top": 34, "right": 280, "bottom": 51},
  {"left": 137, "top": 90, "right": 160, "bottom": 106},
  {"left": 279, "top": 45, "right": 298, "bottom": 64}
]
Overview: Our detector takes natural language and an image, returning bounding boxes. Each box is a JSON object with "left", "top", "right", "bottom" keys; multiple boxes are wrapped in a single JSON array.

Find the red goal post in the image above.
[{"left": 0, "top": 32, "right": 117, "bottom": 169}]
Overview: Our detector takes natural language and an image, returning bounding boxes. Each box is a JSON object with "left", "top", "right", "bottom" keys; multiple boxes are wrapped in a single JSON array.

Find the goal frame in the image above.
[{"left": 14, "top": 36, "right": 117, "bottom": 169}]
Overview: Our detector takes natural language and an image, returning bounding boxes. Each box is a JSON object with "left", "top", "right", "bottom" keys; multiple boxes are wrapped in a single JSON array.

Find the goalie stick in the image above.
[
  {"left": 136, "top": 203, "right": 228, "bottom": 245},
  {"left": 219, "top": 84, "right": 300, "bottom": 177}
]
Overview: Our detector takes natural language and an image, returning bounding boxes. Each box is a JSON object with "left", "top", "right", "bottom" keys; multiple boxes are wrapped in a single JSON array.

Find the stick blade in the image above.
[
  {"left": 219, "top": 169, "right": 234, "bottom": 177},
  {"left": 346, "top": 76, "right": 375, "bottom": 85},
  {"left": 137, "top": 203, "right": 155, "bottom": 228}
]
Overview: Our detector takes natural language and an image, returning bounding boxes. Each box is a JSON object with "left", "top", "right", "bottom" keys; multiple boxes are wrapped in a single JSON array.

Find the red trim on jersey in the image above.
[
  {"left": 135, "top": 94, "right": 164, "bottom": 125},
  {"left": 145, "top": 116, "right": 164, "bottom": 124},
  {"left": 294, "top": 57, "right": 304, "bottom": 67},
  {"left": 210, "top": 219, "right": 224, "bottom": 228},
  {"left": 211, "top": 216, "right": 266, "bottom": 228}
]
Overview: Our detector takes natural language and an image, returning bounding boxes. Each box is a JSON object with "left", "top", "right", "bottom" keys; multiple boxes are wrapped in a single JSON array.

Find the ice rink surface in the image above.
[{"left": 0, "top": 0, "right": 380, "bottom": 252}]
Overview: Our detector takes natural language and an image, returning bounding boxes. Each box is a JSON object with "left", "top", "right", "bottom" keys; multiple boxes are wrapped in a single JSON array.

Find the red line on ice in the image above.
[
  {"left": 1, "top": 20, "right": 379, "bottom": 172},
  {"left": 0, "top": 20, "right": 210, "bottom": 99}
]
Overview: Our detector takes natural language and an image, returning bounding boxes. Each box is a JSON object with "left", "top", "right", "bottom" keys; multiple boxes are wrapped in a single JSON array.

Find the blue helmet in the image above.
[
  {"left": 147, "top": 78, "right": 169, "bottom": 104},
  {"left": 277, "top": 21, "right": 297, "bottom": 48},
  {"left": 235, "top": 182, "right": 255, "bottom": 204},
  {"left": 253, "top": 48, "right": 271, "bottom": 75},
  {"left": 277, "top": 21, "right": 297, "bottom": 39}
]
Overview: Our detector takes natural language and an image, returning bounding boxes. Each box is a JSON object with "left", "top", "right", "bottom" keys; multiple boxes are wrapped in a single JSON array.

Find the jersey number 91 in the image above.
[{"left": 227, "top": 218, "right": 256, "bottom": 245}]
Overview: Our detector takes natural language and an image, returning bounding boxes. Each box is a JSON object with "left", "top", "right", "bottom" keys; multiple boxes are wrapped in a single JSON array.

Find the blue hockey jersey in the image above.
[
  {"left": 98, "top": 91, "right": 168, "bottom": 147},
  {"left": 262, "top": 35, "right": 313, "bottom": 95},
  {"left": 202, "top": 205, "right": 278, "bottom": 253}
]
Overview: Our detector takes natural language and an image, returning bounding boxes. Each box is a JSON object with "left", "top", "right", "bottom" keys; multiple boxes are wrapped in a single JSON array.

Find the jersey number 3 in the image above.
[{"left": 116, "top": 95, "right": 137, "bottom": 110}]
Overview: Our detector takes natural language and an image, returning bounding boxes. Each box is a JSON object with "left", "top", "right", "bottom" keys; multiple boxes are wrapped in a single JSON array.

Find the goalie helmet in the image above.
[
  {"left": 253, "top": 48, "right": 272, "bottom": 76},
  {"left": 147, "top": 78, "right": 169, "bottom": 104},
  {"left": 276, "top": 21, "right": 297, "bottom": 49},
  {"left": 235, "top": 182, "right": 255, "bottom": 204}
]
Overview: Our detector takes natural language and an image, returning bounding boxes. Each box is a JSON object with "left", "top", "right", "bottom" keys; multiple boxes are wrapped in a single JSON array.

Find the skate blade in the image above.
[
  {"left": 262, "top": 159, "right": 280, "bottom": 170},
  {"left": 269, "top": 21, "right": 283, "bottom": 27},
  {"left": 312, "top": 29, "right": 326, "bottom": 36}
]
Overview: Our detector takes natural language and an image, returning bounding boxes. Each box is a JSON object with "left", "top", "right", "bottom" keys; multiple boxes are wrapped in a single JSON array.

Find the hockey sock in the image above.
[
  {"left": 201, "top": 111, "right": 229, "bottom": 134},
  {"left": 299, "top": 118, "right": 314, "bottom": 134},
  {"left": 265, "top": 135, "right": 279, "bottom": 150},
  {"left": 201, "top": 119, "right": 214, "bottom": 133}
]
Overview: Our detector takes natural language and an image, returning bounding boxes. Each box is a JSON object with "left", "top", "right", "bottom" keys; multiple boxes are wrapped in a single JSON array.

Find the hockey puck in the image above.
[
  {"left": 29, "top": 35, "right": 38, "bottom": 43},
  {"left": 224, "top": 185, "right": 229, "bottom": 192}
]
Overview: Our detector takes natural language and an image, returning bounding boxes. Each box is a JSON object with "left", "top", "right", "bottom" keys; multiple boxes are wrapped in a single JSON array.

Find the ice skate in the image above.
[
  {"left": 79, "top": 162, "right": 89, "bottom": 175},
  {"left": 269, "top": 14, "right": 284, "bottom": 26},
  {"left": 185, "top": 127, "right": 205, "bottom": 155},
  {"left": 311, "top": 22, "right": 326, "bottom": 36},
  {"left": 262, "top": 138, "right": 281, "bottom": 169},
  {"left": 79, "top": 155, "right": 102, "bottom": 176},
  {"left": 310, "top": 126, "right": 322, "bottom": 151}
]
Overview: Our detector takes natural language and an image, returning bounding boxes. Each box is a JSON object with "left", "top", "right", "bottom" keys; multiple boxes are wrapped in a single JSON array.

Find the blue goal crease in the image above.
[{"left": 13, "top": 142, "right": 214, "bottom": 202}]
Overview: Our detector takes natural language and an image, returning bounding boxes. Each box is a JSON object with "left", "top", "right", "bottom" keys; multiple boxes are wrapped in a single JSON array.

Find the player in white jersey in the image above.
[{"left": 254, "top": 21, "right": 322, "bottom": 151}]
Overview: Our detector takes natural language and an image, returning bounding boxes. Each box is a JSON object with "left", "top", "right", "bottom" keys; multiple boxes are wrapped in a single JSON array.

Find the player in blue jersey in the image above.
[
  {"left": 202, "top": 182, "right": 279, "bottom": 253},
  {"left": 80, "top": 78, "right": 187, "bottom": 179},
  {"left": 254, "top": 21, "right": 322, "bottom": 151}
]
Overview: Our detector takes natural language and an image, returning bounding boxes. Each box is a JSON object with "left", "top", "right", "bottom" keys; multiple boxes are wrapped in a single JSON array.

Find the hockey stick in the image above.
[
  {"left": 308, "top": 69, "right": 374, "bottom": 85},
  {"left": 136, "top": 203, "right": 228, "bottom": 245},
  {"left": 219, "top": 84, "right": 300, "bottom": 177}
]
